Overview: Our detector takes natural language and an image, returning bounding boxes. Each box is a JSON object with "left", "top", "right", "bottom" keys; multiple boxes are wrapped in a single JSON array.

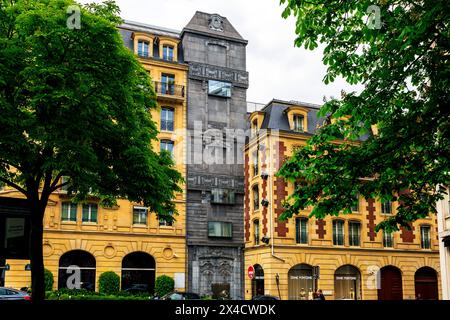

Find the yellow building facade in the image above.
[
  {"left": 1, "top": 21, "right": 188, "bottom": 293},
  {"left": 244, "top": 99, "right": 442, "bottom": 300}
]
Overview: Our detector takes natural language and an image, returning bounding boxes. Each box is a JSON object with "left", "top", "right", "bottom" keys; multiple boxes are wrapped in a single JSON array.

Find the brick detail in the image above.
[
  {"left": 244, "top": 153, "right": 250, "bottom": 241},
  {"left": 400, "top": 225, "right": 415, "bottom": 243},
  {"left": 261, "top": 145, "right": 268, "bottom": 235},
  {"left": 366, "top": 198, "right": 376, "bottom": 241},
  {"left": 274, "top": 141, "right": 288, "bottom": 237},
  {"left": 315, "top": 219, "right": 326, "bottom": 239}
]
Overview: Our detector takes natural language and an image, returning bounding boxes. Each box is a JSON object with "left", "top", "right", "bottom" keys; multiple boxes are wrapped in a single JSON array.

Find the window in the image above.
[
  {"left": 252, "top": 185, "right": 259, "bottom": 211},
  {"left": 333, "top": 220, "right": 344, "bottom": 246},
  {"left": 161, "top": 107, "right": 174, "bottom": 131},
  {"left": 295, "top": 218, "right": 308, "bottom": 244},
  {"left": 162, "top": 45, "right": 174, "bottom": 61},
  {"left": 253, "top": 151, "right": 259, "bottom": 176},
  {"left": 254, "top": 220, "right": 260, "bottom": 245},
  {"left": 138, "top": 40, "right": 150, "bottom": 57},
  {"left": 381, "top": 201, "right": 392, "bottom": 214},
  {"left": 208, "top": 222, "right": 232, "bottom": 238},
  {"left": 61, "top": 176, "right": 70, "bottom": 192},
  {"left": 383, "top": 231, "right": 393, "bottom": 247},
  {"left": 351, "top": 195, "right": 359, "bottom": 212},
  {"left": 251, "top": 119, "right": 258, "bottom": 136},
  {"left": 160, "top": 140, "right": 174, "bottom": 156},
  {"left": 348, "top": 221, "right": 361, "bottom": 246},
  {"left": 161, "top": 74, "right": 175, "bottom": 95},
  {"left": 293, "top": 114, "right": 305, "bottom": 132},
  {"left": 211, "top": 188, "right": 235, "bottom": 204},
  {"left": 61, "top": 202, "right": 77, "bottom": 222},
  {"left": 159, "top": 212, "right": 173, "bottom": 227},
  {"left": 133, "top": 206, "right": 148, "bottom": 225},
  {"left": 82, "top": 203, "right": 98, "bottom": 223},
  {"left": 208, "top": 80, "right": 231, "bottom": 97},
  {"left": 421, "top": 225, "right": 431, "bottom": 249}
]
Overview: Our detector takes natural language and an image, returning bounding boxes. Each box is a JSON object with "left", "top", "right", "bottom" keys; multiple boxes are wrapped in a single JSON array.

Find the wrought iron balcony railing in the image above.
[{"left": 153, "top": 81, "right": 185, "bottom": 99}]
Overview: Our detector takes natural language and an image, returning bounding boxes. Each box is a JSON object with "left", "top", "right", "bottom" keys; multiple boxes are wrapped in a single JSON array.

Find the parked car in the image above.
[
  {"left": 0, "top": 287, "right": 31, "bottom": 301},
  {"left": 123, "top": 284, "right": 150, "bottom": 294},
  {"left": 159, "top": 292, "right": 201, "bottom": 300},
  {"left": 252, "top": 295, "right": 280, "bottom": 300}
]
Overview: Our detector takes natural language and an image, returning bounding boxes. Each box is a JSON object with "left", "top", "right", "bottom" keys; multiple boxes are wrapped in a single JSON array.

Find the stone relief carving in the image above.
[
  {"left": 208, "top": 14, "right": 224, "bottom": 32},
  {"left": 189, "top": 62, "right": 249, "bottom": 88}
]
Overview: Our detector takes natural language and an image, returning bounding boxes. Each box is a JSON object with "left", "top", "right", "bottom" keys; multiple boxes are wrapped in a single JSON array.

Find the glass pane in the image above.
[{"left": 208, "top": 80, "right": 231, "bottom": 97}]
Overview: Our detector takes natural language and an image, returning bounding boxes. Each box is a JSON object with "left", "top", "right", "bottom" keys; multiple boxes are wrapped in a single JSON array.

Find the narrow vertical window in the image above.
[
  {"left": 253, "top": 151, "right": 259, "bottom": 177},
  {"left": 252, "top": 185, "right": 259, "bottom": 211},
  {"left": 348, "top": 221, "right": 361, "bottom": 246},
  {"left": 383, "top": 231, "right": 393, "bottom": 247},
  {"left": 381, "top": 201, "right": 392, "bottom": 214},
  {"left": 254, "top": 220, "right": 260, "bottom": 245},
  {"left": 295, "top": 218, "right": 308, "bottom": 244},
  {"left": 333, "top": 220, "right": 344, "bottom": 246},
  {"left": 421, "top": 225, "right": 431, "bottom": 249},
  {"left": 162, "top": 45, "right": 174, "bottom": 61},
  {"left": 133, "top": 206, "right": 148, "bottom": 225}
]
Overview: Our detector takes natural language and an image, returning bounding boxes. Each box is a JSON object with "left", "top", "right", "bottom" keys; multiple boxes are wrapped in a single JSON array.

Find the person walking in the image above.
[{"left": 317, "top": 289, "right": 326, "bottom": 301}]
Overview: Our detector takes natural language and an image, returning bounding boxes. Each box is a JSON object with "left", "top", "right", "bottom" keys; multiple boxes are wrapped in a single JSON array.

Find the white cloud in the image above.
[{"left": 78, "top": 0, "right": 360, "bottom": 105}]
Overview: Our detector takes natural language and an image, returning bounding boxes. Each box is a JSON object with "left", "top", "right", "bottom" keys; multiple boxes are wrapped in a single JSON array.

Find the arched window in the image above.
[
  {"left": 334, "top": 265, "right": 362, "bottom": 300},
  {"left": 121, "top": 252, "right": 156, "bottom": 294},
  {"left": 58, "top": 250, "right": 96, "bottom": 291},
  {"left": 415, "top": 267, "right": 438, "bottom": 300},
  {"left": 288, "top": 264, "right": 314, "bottom": 300}
]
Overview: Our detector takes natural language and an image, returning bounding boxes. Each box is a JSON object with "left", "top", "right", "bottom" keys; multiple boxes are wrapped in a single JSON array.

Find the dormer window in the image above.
[
  {"left": 293, "top": 114, "right": 305, "bottom": 132},
  {"left": 138, "top": 40, "right": 150, "bottom": 57},
  {"left": 162, "top": 45, "right": 174, "bottom": 61},
  {"left": 252, "top": 119, "right": 258, "bottom": 136}
]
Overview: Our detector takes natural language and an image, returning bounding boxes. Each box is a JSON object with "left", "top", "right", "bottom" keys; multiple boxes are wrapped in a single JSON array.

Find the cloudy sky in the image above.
[{"left": 79, "top": 0, "right": 357, "bottom": 106}]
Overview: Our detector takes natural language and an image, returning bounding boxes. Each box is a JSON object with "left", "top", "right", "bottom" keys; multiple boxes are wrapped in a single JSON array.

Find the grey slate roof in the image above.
[
  {"left": 259, "top": 99, "right": 323, "bottom": 134},
  {"left": 120, "top": 20, "right": 181, "bottom": 38},
  {"left": 181, "top": 11, "right": 248, "bottom": 44}
]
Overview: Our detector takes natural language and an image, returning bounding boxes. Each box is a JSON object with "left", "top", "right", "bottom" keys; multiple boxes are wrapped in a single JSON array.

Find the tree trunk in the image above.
[{"left": 30, "top": 204, "right": 46, "bottom": 303}]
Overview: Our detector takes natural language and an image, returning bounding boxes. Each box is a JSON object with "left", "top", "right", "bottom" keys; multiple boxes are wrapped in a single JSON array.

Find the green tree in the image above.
[
  {"left": 154, "top": 275, "right": 175, "bottom": 298},
  {"left": 0, "top": 0, "right": 182, "bottom": 302},
  {"left": 98, "top": 272, "right": 120, "bottom": 295},
  {"left": 278, "top": 1, "right": 449, "bottom": 231},
  {"left": 44, "top": 268, "right": 54, "bottom": 292}
]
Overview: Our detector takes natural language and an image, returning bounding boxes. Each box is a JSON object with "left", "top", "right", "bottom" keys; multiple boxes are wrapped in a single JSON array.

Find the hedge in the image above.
[{"left": 98, "top": 271, "right": 120, "bottom": 295}]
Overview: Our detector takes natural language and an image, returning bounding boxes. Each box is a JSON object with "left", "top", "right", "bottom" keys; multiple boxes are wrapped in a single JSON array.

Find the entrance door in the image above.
[
  {"left": 251, "top": 264, "right": 264, "bottom": 297},
  {"left": 378, "top": 266, "right": 403, "bottom": 300},
  {"left": 415, "top": 267, "right": 439, "bottom": 300}
]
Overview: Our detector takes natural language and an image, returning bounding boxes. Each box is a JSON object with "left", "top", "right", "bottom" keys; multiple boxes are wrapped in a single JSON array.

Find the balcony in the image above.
[{"left": 153, "top": 81, "right": 185, "bottom": 101}]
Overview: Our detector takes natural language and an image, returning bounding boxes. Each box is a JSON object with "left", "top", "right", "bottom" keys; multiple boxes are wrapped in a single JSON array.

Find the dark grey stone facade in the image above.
[{"left": 182, "top": 12, "right": 248, "bottom": 299}]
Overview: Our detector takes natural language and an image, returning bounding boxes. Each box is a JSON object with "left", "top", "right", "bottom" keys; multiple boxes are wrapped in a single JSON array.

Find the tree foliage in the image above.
[
  {"left": 154, "top": 275, "right": 175, "bottom": 298},
  {"left": 0, "top": 0, "right": 182, "bottom": 301},
  {"left": 98, "top": 271, "right": 120, "bottom": 295},
  {"left": 278, "top": 0, "right": 450, "bottom": 232}
]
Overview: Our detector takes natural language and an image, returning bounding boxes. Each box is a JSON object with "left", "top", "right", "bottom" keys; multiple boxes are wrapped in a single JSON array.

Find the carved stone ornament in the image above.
[{"left": 209, "top": 15, "right": 224, "bottom": 32}]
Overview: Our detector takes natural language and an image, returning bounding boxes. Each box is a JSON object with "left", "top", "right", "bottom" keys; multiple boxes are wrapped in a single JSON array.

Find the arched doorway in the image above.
[
  {"left": 58, "top": 250, "right": 96, "bottom": 291},
  {"left": 121, "top": 252, "right": 155, "bottom": 294},
  {"left": 334, "top": 265, "right": 362, "bottom": 300},
  {"left": 377, "top": 266, "right": 403, "bottom": 300},
  {"left": 251, "top": 264, "right": 264, "bottom": 297},
  {"left": 288, "top": 264, "right": 314, "bottom": 300},
  {"left": 415, "top": 267, "right": 439, "bottom": 300},
  {"left": 0, "top": 258, "right": 5, "bottom": 287}
]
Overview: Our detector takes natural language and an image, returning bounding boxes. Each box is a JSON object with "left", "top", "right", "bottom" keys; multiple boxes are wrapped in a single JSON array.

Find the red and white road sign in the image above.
[{"left": 248, "top": 265, "right": 255, "bottom": 279}]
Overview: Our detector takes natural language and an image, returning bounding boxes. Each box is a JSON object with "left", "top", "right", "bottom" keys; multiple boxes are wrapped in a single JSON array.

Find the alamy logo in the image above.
[
  {"left": 366, "top": 5, "right": 382, "bottom": 30},
  {"left": 66, "top": 265, "right": 81, "bottom": 289},
  {"left": 67, "top": 5, "right": 81, "bottom": 30}
]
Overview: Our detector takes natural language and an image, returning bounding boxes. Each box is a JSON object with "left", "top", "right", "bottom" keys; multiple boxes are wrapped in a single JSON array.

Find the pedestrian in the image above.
[{"left": 317, "top": 289, "right": 326, "bottom": 301}]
